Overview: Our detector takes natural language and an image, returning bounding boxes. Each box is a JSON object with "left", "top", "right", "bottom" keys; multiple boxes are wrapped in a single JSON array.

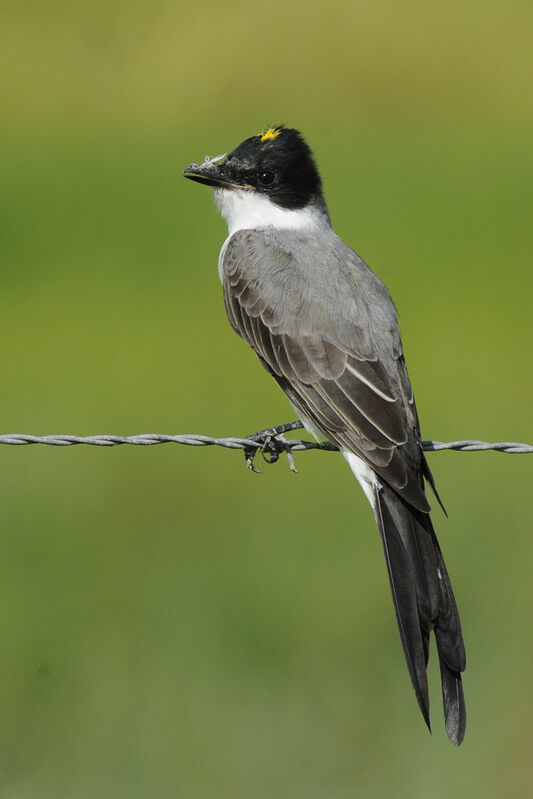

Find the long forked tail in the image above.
[{"left": 374, "top": 483, "right": 467, "bottom": 745}]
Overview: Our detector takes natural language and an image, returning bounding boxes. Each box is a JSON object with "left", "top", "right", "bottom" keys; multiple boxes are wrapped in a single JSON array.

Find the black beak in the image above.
[
  {"left": 183, "top": 156, "right": 252, "bottom": 191},
  {"left": 182, "top": 161, "right": 230, "bottom": 188}
]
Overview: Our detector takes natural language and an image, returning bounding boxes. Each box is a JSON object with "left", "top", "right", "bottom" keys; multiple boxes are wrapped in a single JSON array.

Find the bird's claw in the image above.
[
  {"left": 243, "top": 423, "right": 302, "bottom": 473},
  {"left": 244, "top": 445, "right": 263, "bottom": 473}
]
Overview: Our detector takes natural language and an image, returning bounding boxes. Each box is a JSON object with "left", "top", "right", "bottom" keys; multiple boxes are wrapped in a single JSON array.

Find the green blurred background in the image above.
[{"left": 1, "top": 1, "right": 532, "bottom": 796}]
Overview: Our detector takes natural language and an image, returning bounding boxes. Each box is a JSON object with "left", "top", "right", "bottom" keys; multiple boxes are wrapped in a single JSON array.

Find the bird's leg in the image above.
[{"left": 243, "top": 420, "right": 304, "bottom": 473}]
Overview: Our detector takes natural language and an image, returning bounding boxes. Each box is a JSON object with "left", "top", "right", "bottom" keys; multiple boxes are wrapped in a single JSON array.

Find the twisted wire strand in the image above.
[{"left": 0, "top": 433, "right": 531, "bottom": 453}]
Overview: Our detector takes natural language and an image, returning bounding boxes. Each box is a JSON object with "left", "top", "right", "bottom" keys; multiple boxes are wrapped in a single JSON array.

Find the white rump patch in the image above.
[
  {"left": 292, "top": 409, "right": 380, "bottom": 511},
  {"left": 342, "top": 451, "right": 380, "bottom": 509}
]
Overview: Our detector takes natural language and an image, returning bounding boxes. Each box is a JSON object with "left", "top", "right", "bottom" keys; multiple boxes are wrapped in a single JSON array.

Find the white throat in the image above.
[{"left": 214, "top": 188, "right": 326, "bottom": 236}]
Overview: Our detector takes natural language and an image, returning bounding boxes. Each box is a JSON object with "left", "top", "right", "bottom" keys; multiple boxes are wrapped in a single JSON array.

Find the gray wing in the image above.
[{"left": 222, "top": 228, "right": 430, "bottom": 512}]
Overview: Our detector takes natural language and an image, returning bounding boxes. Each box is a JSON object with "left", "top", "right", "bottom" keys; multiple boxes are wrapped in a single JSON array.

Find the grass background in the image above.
[{"left": 1, "top": 1, "right": 532, "bottom": 796}]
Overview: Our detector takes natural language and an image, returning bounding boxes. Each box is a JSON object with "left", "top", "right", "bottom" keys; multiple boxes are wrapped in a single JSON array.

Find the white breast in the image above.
[
  {"left": 215, "top": 188, "right": 325, "bottom": 281},
  {"left": 214, "top": 188, "right": 325, "bottom": 236}
]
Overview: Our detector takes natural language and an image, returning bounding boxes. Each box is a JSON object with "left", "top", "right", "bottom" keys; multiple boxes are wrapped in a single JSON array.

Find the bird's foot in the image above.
[{"left": 243, "top": 420, "right": 304, "bottom": 474}]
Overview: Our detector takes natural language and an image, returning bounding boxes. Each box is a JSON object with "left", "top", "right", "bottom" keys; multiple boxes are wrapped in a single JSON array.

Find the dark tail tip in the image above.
[{"left": 439, "top": 657, "right": 467, "bottom": 745}]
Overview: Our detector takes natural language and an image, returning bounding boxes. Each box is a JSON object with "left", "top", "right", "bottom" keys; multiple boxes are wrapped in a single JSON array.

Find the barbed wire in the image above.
[{"left": 0, "top": 432, "right": 531, "bottom": 453}]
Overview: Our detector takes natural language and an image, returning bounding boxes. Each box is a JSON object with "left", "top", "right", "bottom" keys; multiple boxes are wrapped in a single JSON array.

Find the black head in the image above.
[{"left": 183, "top": 126, "right": 324, "bottom": 210}]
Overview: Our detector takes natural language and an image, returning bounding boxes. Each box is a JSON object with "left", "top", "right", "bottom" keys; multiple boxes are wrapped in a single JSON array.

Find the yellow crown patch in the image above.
[{"left": 259, "top": 127, "right": 282, "bottom": 142}]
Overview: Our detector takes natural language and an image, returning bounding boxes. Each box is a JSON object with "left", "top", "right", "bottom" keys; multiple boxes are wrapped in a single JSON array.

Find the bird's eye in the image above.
[{"left": 258, "top": 170, "right": 275, "bottom": 186}]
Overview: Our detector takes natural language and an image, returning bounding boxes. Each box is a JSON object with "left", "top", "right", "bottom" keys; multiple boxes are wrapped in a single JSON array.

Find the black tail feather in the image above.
[
  {"left": 374, "top": 483, "right": 466, "bottom": 744},
  {"left": 438, "top": 656, "right": 466, "bottom": 745}
]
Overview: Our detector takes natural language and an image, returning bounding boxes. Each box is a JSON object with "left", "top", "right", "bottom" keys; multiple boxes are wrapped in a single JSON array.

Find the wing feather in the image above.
[
  {"left": 221, "top": 229, "right": 429, "bottom": 511},
  {"left": 282, "top": 335, "right": 323, "bottom": 383}
]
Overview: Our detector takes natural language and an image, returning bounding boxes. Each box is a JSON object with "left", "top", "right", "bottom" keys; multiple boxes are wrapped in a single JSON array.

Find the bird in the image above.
[{"left": 183, "top": 125, "right": 466, "bottom": 744}]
